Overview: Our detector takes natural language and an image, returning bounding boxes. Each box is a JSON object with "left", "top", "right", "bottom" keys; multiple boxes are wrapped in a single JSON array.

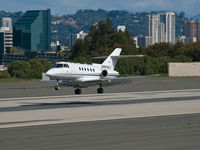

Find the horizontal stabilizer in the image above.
[{"left": 93, "top": 55, "right": 144, "bottom": 59}]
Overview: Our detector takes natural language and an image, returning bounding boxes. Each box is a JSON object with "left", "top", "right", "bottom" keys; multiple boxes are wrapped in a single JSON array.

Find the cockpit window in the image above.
[
  {"left": 52, "top": 63, "right": 69, "bottom": 68},
  {"left": 64, "top": 64, "right": 69, "bottom": 68},
  {"left": 54, "top": 64, "right": 63, "bottom": 68}
]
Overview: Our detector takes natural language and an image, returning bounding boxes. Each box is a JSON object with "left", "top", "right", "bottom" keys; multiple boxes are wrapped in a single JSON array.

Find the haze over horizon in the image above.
[{"left": 1, "top": 0, "right": 200, "bottom": 17}]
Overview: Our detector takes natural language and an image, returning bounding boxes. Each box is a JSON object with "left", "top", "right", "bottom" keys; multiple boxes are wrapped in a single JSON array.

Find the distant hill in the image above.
[
  {"left": 51, "top": 9, "right": 150, "bottom": 45},
  {"left": 52, "top": 9, "right": 187, "bottom": 46},
  {"left": 0, "top": 9, "right": 187, "bottom": 46}
]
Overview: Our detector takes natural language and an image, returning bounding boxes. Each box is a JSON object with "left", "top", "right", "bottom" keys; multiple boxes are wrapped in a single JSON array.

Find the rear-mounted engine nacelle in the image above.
[{"left": 101, "top": 70, "right": 108, "bottom": 78}]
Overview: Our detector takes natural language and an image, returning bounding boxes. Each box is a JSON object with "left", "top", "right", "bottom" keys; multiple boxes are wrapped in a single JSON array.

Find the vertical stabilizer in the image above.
[{"left": 102, "top": 48, "right": 122, "bottom": 70}]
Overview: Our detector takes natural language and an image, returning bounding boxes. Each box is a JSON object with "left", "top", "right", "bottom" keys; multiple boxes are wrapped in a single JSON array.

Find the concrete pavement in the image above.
[{"left": 1, "top": 77, "right": 200, "bottom": 149}]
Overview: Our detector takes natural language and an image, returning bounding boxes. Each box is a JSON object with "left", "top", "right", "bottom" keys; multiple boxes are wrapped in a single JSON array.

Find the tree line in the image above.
[{"left": 0, "top": 59, "right": 52, "bottom": 79}]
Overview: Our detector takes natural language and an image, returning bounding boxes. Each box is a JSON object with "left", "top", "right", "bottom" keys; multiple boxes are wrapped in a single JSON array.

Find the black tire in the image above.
[
  {"left": 78, "top": 89, "right": 81, "bottom": 94},
  {"left": 97, "top": 88, "right": 104, "bottom": 94},
  {"left": 75, "top": 89, "right": 81, "bottom": 95},
  {"left": 75, "top": 89, "right": 78, "bottom": 94}
]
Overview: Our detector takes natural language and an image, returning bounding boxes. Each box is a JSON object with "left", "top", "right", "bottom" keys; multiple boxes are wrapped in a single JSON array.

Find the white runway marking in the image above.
[{"left": 0, "top": 89, "right": 200, "bottom": 128}]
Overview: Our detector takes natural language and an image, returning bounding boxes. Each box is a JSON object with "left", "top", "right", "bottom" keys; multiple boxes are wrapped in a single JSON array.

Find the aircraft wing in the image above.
[
  {"left": 78, "top": 74, "right": 159, "bottom": 87},
  {"left": 104, "top": 74, "right": 159, "bottom": 87},
  {"left": 41, "top": 74, "right": 159, "bottom": 88},
  {"left": 92, "top": 55, "right": 144, "bottom": 59}
]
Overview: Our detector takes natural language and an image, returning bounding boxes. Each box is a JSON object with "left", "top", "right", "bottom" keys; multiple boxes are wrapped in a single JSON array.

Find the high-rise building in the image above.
[
  {"left": 149, "top": 12, "right": 176, "bottom": 45},
  {"left": 0, "top": 17, "right": 13, "bottom": 55},
  {"left": 164, "top": 12, "right": 176, "bottom": 44},
  {"left": 13, "top": 9, "right": 51, "bottom": 52},
  {"left": 196, "top": 21, "right": 200, "bottom": 40},
  {"left": 184, "top": 20, "right": 200, "bottom": 41},
  {"left": 0, "top": 32, "right": 4, "bottom": 64},
  {"left": 0, "top": 28, "right": 13, "bottom": 54},
  {"left": 149, "top": 14, "right": 160, "bottom": 45},
  {"left": 159, "top": 22, "right": 165, "bottom": 42},
  {"left": 184, "top": 20, "right": 196, "bottom": 37},
  {"left": 2, "top": 17, "right": 12, "bottom": 29}
]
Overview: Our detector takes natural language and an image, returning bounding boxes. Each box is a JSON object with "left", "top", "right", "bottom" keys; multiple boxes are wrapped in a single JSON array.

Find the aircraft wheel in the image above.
[
  {"left": 97, "top": 88, "right": 104, "bottom": 94},
  {"left": 75, "top": 88, "right": 81, "bottom": 95},
  {"left": 55, "top": 86, "right": 60, "bottom": 91}
]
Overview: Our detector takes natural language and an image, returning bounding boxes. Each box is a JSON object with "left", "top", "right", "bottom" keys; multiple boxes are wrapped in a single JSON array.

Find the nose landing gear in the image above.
[
  {"left": 55, "top": 81, "right": 60, "bottom": 91},
  {"left": 55, "top": 86, "right": 60, "bottom": 91}
]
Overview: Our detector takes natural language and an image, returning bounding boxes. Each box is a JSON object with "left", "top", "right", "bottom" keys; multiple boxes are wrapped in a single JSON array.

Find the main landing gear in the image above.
[
  {"left": 97, "top": 84, "right": 104, "bottom": 94},
  {"left": 75, "top": 88, "right": 81, "bottom": 95}
]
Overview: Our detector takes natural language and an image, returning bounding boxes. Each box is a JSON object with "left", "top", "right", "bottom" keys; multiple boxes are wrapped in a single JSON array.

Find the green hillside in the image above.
[{"left": 51, "top": 9, "right": 187, "bottom": 46}]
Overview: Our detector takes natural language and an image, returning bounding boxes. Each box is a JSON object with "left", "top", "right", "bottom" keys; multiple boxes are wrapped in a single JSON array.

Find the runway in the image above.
[
  {"left": 0, "top": 77, "right": 200, "bottom": 149},
  {"left": 1, "top": 114, "right": 200, "bottom": 150},
  {"left": 1, "top": 88, "right": 200, "bottom": 128}
]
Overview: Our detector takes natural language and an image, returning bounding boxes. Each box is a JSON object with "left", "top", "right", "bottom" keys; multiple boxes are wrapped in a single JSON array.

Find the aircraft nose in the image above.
[{"left": 46, "top": 69, "right": 55, "bottom": 77}]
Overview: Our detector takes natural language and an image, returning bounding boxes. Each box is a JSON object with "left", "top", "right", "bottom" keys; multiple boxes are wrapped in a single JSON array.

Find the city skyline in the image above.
[
  {"left": 1, "top": 0, "right": 200, "bottom": 17},
  {"left": 148, "top": 12, "right": 175, "bottom": 46}
]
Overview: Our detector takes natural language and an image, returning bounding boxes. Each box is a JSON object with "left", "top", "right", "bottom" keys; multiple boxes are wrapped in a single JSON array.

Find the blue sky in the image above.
[{"left": 1, "top": 0, "right": 200, "bottom": 17}]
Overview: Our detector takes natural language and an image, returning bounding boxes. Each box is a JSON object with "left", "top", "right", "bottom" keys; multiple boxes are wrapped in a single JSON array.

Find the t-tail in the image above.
[{"left": 101, "top": 48, "right": 122, "bottom": 70}]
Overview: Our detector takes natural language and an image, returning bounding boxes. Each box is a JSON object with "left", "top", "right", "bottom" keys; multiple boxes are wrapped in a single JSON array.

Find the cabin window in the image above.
[
  {"left": 87, "top": 68, "right": 89, "bottom": 71},
  {"left": 79, "top": 67, "right": 81, "bottom": 70},
  {"left": 84, "top": 68, "right": 86, "bottom": 71},
  {"left": 90, "top": 68, "right": 92, "bottom": 72},
  {"left": 93, "top": 69, "right": 95, "bottom": 72}
]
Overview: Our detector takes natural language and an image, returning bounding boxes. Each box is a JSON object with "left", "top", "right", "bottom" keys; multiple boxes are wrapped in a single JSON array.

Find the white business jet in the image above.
[{"left": 46, "top": 48, "right": 146, "bottom": 94}]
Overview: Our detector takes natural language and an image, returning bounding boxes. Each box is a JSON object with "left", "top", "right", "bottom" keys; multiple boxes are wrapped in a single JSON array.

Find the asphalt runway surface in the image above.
[
  {"left": 1, "top": 114, "right": 200, "bottom": 150},
  {"left": 1, "top": 77, "right": 200, "bottom": 98},
  {"left": 0, "top": 77, "right": 200, "bottom": 150}
]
